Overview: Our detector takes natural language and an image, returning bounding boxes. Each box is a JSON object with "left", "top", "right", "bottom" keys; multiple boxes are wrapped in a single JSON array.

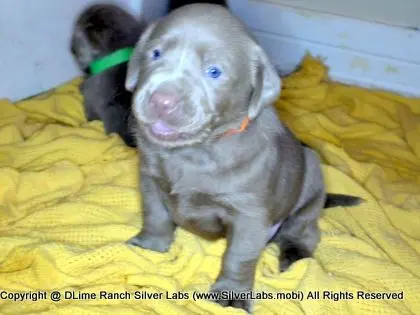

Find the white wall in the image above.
[
  {"left": 228, "top": 0, "right": 420, "bottom": 97},
  {"left": 2, "top": 0, "right": 419, "bottom": 101},
  {"left": 0, "top": 0, "right": 168, "bottom": 102},
  {"left": 259, "top": 0, "right": 420, "bottom": 29}
]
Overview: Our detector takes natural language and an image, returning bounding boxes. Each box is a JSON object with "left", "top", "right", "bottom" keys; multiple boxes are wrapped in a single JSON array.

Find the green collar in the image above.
[{"left": 88, "top": 47, "right": 134, "bottom": 75}]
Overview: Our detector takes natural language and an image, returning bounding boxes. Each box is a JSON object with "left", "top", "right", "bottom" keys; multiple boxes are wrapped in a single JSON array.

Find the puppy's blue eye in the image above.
[
  {"left": 152, "top": 49, "right": 161, "bottom": 60},
  {"left": 207, "top": 66, "right": 222, "bottom": 79}
]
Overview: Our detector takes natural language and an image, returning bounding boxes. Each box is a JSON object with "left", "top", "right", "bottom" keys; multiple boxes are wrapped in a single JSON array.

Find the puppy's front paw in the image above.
[
  {"left": 127, "top": 232, "right": 172, "bottom": 253},
  {"left": 210, "top": 280, "right": 253, "bottom": 313}
]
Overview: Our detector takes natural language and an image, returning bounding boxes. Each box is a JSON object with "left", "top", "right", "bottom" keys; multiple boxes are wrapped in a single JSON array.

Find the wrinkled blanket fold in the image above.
[{"left": 0, "top": 56, "right": 419, "bottom": 315}]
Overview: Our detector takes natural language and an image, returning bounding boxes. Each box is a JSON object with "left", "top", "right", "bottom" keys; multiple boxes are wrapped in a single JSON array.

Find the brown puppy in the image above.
[
  {"left": 71, "top": 4, "right": 144, "bottom": 147},
  {"left": 125, "top": 4, "right": 362, "bottom": 312}
]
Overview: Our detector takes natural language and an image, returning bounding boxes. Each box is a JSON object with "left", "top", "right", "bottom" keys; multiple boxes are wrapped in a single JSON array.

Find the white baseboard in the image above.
[{"left": 228, "top": 0, "right": 420, "bottom": 97}]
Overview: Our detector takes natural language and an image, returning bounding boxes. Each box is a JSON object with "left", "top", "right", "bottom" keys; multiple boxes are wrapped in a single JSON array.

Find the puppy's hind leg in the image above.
[{"left": 271, "top": 193, "right": 325, "bottom": 272}]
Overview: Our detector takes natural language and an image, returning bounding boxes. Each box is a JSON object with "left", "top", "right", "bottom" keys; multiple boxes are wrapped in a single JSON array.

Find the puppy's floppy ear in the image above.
[
  {"left": 125, "top": 22, "right": 158, "bottom": 92},
  {"left": 248, "top": 45, "right": 281, "bottom": 120}
]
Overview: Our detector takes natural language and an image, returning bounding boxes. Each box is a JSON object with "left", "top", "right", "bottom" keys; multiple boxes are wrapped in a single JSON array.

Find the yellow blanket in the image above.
[{"left": 0, "top": 56, "right": 419, "bottom": 315}]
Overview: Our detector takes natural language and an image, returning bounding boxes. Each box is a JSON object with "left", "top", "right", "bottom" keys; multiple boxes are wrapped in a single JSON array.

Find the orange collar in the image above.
[{"left": 220, "top": 116, "right": 251, "bottom": 138}]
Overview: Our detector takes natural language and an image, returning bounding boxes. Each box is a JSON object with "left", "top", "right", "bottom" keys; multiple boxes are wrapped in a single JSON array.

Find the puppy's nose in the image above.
[{"left": 149, "top": 91, "right": 180, "bottom": 116}]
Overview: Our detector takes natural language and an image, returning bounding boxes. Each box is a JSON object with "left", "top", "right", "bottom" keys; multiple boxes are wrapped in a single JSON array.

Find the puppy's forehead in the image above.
[{"left": 152, "top": 5, "right": 249, "bottom": 46}]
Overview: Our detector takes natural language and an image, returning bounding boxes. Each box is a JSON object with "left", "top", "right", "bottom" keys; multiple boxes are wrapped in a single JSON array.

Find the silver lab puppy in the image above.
[
  {"left": 125, "top": 4, "right": 362, "bottom": 312},
  {"left": 71, "top": 4, "right": 144, "bottom": 147}
]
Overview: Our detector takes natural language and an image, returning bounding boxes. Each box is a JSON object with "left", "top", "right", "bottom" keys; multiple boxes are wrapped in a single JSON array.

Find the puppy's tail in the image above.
[{"left": 324, "top": 193, "right": 364, "bottom": 208}]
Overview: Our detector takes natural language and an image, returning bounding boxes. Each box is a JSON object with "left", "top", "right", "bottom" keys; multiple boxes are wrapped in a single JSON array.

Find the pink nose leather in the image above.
[{"left": 149, "top": 91, "right": 180, "bottom": 116}]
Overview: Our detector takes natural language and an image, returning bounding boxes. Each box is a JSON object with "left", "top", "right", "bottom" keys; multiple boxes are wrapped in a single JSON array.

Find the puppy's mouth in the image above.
[
  {"left": 148, "top": 120, "right": 185, "bottom": 141},
  {"left": 145, "top": 120, "right": 210, "bottom": 145}
]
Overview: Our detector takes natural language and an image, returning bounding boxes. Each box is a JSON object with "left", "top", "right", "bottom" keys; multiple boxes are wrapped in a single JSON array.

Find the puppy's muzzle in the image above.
[
  {"left": 145, "top": 86, "right": 186, "bottom": 138},
  {"left": 149, "top": 90, "right": 181, "bottom": 117}
]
